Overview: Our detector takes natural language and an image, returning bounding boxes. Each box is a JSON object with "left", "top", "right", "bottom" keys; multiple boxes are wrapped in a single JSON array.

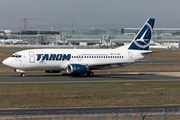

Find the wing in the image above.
[{"left": 87, "top": 61, "right": 134, "bottom": 70}]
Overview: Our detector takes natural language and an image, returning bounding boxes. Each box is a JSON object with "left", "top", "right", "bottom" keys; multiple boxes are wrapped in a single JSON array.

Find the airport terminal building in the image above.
[{"left": 1, "top": 28, "right": 180, "bottom": 46}]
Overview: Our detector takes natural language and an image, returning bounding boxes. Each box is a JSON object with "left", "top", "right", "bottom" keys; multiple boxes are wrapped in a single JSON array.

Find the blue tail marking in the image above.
[{"left": 128, "top": 18, "right": 155, "bottom": 50}]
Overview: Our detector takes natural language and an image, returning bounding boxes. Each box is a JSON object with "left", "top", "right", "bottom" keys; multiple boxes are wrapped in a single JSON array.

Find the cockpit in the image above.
[{"left": 10, "top": 54, "right": 22, "bottom": 58}]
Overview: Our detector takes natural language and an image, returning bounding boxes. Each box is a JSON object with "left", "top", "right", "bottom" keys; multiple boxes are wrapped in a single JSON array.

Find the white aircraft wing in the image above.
[{"left": 87, "top": 61, "right": 134, "bottom": 70}]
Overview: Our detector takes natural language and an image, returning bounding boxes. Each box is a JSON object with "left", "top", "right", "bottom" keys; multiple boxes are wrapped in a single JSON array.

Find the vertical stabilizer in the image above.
[{"left": 128, "top": 18, "right": 155, "bottom": 50}]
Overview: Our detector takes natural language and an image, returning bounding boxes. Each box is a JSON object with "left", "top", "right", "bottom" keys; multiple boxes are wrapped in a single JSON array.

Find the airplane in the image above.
[
  {"left": 100, "top": 42, "right": 116, "bottom": 48},
  {"left": 0, "top": 32, "right": 22, "bottom": 44},
  {"left": 0, "top": 39, "right": 23, "bottom": 44},
  {"left": 149, "top": 41, "right": 167, "bottom": 49},
  {"left": 2, "top": 18, "right": 155, "bottom": 77}
]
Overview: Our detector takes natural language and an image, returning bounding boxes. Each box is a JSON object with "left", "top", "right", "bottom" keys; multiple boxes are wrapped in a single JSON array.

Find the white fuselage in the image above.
[{"left": 2, "top": 48, "right": 150, "bottom": 71}]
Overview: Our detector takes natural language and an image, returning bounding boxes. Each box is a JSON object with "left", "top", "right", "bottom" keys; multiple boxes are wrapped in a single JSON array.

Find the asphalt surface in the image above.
[
  {"left": 0, "top": 73, "right": 180, "bottom": 116},
  {"left": 0, "top": 105, "right": 180, "bottom": 116},
  {"left": 0, "top": 73, "right": 180, "bottom": 84}
]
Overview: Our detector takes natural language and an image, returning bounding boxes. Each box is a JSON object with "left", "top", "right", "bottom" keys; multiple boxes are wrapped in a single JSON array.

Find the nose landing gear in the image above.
[{"left": 14, "top": 69, "right": 26, "bottom": 77}]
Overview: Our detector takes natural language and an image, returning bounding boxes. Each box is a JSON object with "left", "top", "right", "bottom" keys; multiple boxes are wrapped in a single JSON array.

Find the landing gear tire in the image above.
[
  {"left": 87, "top": 72, "right": 94, "bottom": 77},
  {"left": 21, "top": 73, "right": 26, "bottom": 77}
]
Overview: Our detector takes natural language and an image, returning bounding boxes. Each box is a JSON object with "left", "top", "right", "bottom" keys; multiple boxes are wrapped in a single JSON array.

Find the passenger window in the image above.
[
  {"left": 90, "top": 56, "right": 91, "bottom": 58},
  {"left": 122, "top": 56, "right": 123, "bottom": 58},
  {"left": 85, "top": 56, "right": 86, "bottom": 58}
]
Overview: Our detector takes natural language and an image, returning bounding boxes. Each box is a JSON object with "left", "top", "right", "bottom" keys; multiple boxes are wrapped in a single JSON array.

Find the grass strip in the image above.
[{"left": 0, "top": 82, "right": 180, "bottom": 108}]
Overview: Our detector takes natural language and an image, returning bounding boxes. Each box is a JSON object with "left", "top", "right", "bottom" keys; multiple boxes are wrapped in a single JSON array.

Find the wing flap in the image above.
[{"left": 87, "top": 62, "right": 133, "bottom": 70}]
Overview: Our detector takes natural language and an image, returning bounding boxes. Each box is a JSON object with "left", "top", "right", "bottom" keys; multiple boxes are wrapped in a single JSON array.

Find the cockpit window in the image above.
[
  {"left": 16, "top": 55, "right": 21, "bottom": 58},
  {"left": 11, "top": 54, "right": 22, "bottom": 58},
  {"left": 11, "top": 54, "right": 15, "bottom": 57}
]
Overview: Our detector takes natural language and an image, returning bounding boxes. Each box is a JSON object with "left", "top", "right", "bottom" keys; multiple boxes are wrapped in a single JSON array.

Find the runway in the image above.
[
  {"left": 0, "top": 72, "right": 180, "bottom": 84},
  {"left": 0, "top": 105, "right": 180, "bottom": 116}
]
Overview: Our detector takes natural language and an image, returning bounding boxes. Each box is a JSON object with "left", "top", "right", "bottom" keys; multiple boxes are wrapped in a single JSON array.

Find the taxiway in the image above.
[
  {"left": 0, "top": 72, "right": 180, "bottom": 84},
  {"left": 0, "top": 105, "right": 180, "bottom": 116}
]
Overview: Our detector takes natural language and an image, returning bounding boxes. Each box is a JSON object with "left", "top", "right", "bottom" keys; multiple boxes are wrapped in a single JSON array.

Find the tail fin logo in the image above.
[
  {"left": 133, "top": 23, "right": 153, "bottom": 49},
  {"left": 128, "top": 18, "right": 155, "bottom": 50}
]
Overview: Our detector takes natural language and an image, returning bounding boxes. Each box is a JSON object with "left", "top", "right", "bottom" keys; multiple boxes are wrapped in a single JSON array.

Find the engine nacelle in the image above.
[
  {"left": 67, "top": 64, "right": 87, "bottom": 74},
  {"left": 44, "top": 70, "right": 61, "bottom": 73}
]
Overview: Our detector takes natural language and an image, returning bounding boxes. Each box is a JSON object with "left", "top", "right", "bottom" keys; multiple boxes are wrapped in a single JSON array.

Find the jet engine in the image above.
[{"left": 67, "top": 64, "right": 87, "bottom": 74}]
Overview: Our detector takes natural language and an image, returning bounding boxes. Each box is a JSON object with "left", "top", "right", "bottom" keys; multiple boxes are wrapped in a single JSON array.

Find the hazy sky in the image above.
[{"left": 0, "top": 0, "right": 180, "bottom": 29}]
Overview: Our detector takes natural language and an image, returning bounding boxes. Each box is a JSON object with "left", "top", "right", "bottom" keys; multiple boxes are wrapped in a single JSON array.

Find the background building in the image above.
[{"left": 1, "top": 28, "right": 180, "bottom": 46}]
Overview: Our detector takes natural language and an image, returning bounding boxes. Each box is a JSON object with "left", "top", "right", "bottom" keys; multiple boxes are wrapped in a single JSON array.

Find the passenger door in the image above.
[
  {"left": 128, "top": 52, "right": 133, "bottom": 61},
  {"left": 29, "top": 51, "right": 35, "bottom": 63}
]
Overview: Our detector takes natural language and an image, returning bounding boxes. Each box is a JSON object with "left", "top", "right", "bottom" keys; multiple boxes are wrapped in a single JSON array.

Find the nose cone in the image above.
[
  {"left": 2, "top": 57, "right": 23, "bottom": 69},
  {"left": 2, "top": 58, "right": 10, "bottom": 66},
  {"left": 2, "top": 58, "right": 16, "bottom": 68}
]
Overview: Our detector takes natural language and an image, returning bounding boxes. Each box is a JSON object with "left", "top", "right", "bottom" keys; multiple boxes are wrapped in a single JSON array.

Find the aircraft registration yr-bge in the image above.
[{"left": 3, "top": 18, "right": 155, "bottom": 77}]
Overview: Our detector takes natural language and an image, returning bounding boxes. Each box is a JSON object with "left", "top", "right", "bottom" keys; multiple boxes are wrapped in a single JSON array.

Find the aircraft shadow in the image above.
[{"left": 8, "top": 73, "right": 155, "bottom": 78}]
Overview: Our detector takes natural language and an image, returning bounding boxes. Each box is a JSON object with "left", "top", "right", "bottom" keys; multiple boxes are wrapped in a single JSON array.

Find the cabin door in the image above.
[
  {"left": 128, "top": 52, "right": 133, "bottom": 61},
  {"left": 29, "top": 51, "right": 35, "bottom": 63}
]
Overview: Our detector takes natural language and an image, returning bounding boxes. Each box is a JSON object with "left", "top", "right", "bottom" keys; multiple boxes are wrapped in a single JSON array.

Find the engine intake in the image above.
[{"left": 67, "top": 64, "right": 87, "bottom": 74}]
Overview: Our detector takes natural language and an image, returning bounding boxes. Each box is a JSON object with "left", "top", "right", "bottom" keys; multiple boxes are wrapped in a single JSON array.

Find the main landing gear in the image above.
[
  {"left": 87, "top": 72, "right": 94, "bottom": 77},
  {"left": 21, "top": 73, "right": 26, "bottom": 77}
]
